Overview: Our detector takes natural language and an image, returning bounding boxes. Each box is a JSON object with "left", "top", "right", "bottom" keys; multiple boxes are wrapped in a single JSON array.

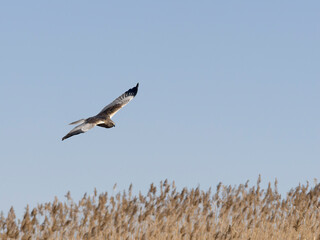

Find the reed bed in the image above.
[{"left": 1, "top": 177, "right": 320, "bottom": 240}]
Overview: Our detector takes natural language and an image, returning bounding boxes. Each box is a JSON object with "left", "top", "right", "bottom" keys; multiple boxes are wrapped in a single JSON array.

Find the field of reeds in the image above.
[{"left": 1, "top": 177, "right": 320, "bottom": 240}]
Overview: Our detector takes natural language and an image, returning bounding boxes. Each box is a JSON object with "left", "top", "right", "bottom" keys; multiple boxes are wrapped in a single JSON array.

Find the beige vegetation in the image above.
[{"left": 1, "top": 177, "right": 320, "bottom": 240}]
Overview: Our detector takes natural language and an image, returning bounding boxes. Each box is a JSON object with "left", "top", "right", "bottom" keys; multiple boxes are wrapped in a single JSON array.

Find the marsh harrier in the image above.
[{"left": 62, "top": 83, "right": 139, "bottom": 141}]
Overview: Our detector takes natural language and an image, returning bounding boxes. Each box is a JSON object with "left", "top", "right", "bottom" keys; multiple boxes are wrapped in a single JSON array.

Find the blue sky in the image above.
[{"left": 1, "top": 1, "right": 319, "bottom": 217}]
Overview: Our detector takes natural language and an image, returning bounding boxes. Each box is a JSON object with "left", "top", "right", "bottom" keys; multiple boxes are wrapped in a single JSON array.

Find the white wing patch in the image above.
[{"left": 78, "top": 123, "right": 96, "bottom": 132}]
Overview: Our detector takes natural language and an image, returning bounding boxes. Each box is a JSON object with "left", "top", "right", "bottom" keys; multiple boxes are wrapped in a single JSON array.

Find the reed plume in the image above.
[{"left": 1, "top": 178, "right": 320, "bottom": 239}]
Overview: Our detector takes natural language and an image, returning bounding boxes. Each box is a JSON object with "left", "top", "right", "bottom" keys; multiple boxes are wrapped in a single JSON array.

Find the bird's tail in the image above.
[{"left": 69, "top": 119, "right": 86, "bottom": 125}]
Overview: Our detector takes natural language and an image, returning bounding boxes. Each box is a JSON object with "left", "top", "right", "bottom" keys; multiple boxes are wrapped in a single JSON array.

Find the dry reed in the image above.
[{"left": 1, "top": 177, "right": 320, "bottom": 240}]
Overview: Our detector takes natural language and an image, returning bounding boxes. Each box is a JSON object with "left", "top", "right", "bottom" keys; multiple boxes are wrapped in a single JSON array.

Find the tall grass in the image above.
[{"left": 1, "top": 177, "right": 320, "bottom": 239}]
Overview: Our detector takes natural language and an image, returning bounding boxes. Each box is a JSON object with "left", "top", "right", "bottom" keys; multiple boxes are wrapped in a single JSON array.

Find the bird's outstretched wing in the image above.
[
  {"left": 97, "top": 83, "right": 139, "bottom": 118},
  {"left": 62, "top": 122, "right": 96, "bottom": 141},
  {"left": 62, "top": 83, "right": 139, "bottom": 141}
]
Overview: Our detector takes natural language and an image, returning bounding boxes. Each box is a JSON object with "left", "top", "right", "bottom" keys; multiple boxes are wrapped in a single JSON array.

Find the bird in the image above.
[{"left": 62, "top": 83, "right": 139, "bottom": 141}]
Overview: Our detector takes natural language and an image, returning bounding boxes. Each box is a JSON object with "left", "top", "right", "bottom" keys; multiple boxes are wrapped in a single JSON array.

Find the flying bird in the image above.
[{"left": 62, "top": 83, "right": 139, "bottom": 141}]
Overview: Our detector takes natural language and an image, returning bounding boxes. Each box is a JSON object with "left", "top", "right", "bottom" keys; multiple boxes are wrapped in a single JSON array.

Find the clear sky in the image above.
[{"left": 1, "top": 1, "right": 319, "bottom": 217}]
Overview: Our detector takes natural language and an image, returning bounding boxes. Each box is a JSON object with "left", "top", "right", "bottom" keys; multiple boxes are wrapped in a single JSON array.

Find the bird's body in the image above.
[{"left": 62, "top": 83, "right": 139, "bottom": 141}]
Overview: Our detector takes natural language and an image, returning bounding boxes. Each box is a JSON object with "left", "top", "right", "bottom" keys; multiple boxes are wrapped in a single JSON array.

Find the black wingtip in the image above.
[
  {"left": 62, "top": 134, "right": 72, "bottom": 141},
  {"left": 128, "top": 83, "right": 139, "bottom": 96}
]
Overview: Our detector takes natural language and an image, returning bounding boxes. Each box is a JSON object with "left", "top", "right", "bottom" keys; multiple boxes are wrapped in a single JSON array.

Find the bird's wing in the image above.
[
  {"left": 62, "top": 122, "right": 97, "bottom": 141},
  {"left": 98, "top": 83, "right": 139, "bottom": 119}
]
